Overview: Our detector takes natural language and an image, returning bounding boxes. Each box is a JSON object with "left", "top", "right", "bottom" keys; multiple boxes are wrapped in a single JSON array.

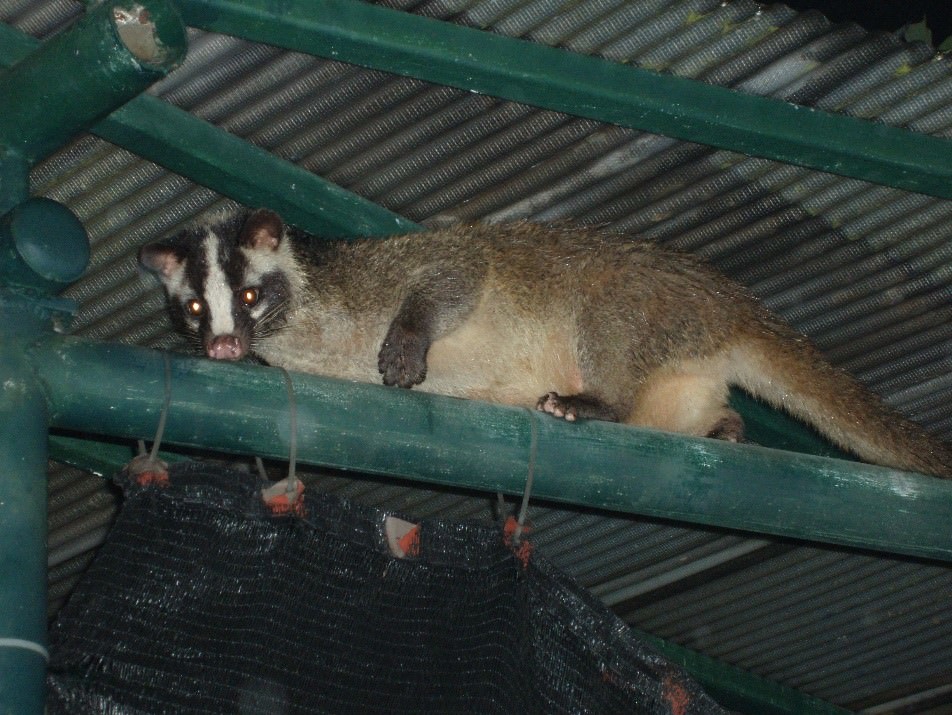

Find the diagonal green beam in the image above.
[
  {"left": 0, "top": 21, "right": 416, "bottom": 238},
  {"left": 94, "top": 94, "right": 416, "bottom": 237},
  {"left": 33, "top": 336, "right": 952, "bottom": 564},
  {"left": 176, "top": 0, "right": 952, "bottom": 200}
]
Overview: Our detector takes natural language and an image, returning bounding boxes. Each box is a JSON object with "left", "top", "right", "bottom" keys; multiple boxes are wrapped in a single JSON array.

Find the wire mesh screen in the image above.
[{"left": 47, "top": 461, "right": 724, "bottom": 714}]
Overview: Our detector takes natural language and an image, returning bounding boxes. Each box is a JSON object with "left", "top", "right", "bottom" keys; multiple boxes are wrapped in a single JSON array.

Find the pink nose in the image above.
[{"left": 207, "top": 335, "right": 244, "bottom": 360}]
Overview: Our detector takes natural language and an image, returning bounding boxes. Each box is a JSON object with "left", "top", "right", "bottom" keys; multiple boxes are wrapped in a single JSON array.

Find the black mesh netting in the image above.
[{"left": 48, "top": 461, "right": 725, "bottom": 714}]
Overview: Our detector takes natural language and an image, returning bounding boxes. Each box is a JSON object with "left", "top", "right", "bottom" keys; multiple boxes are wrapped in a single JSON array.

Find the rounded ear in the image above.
[
  {"left": 239, "top": 209, "right": 284, "bottom": 251},
  {"left": 138, "top": 242, "right": 184, "bottom": 278}
]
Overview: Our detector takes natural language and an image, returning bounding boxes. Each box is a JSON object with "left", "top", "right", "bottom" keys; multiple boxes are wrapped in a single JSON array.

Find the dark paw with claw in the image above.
[
  {"left": 378, "top": 323, "right": 429, "bottom": 388},
  {"left": 536, "top": 392, "right": 621, "bottom": 423},
  {"left": 537, "top": 392, "right": 580, "bottom": 421}
]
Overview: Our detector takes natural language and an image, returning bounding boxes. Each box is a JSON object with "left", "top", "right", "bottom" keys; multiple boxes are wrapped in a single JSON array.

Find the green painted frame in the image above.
[
  {"left": 0, "top": 2, "right": 187, "bottom": 711},
  {"left": 4, "top": 2, "right": 952, "bottom": 711}
]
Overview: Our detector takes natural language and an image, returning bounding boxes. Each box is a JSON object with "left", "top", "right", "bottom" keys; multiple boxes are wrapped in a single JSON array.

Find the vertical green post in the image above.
[
  {"left": 0, "top": 149, "right": 28, "bottom": 216},
  {"left": 0, "top": 1, "right": 185, "bottom": 710},
  {"left": 0, "top": 317, "right": 54, "bottom": 713},
  {"left": 0, "top": 200, "right": 87, "bottom": 713}
]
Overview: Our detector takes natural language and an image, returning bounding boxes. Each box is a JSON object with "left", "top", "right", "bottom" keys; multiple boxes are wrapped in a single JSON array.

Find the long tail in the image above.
[{"left": 729, "top": 327, "right": 952, "bottom": 478}]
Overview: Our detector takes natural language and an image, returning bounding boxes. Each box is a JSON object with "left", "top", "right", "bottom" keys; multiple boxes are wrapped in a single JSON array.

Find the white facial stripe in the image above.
[{"left": 203, "top": 232, "right": 236, "bottom": 336}]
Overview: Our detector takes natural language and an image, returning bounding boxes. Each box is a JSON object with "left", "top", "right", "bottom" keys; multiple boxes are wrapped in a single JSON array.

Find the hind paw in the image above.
[
  {"left": 537, "top": 392, "right": 578, "bottom": 421},
  {"left": 536, "top": 392, "right": 621, "bottom": 422}
]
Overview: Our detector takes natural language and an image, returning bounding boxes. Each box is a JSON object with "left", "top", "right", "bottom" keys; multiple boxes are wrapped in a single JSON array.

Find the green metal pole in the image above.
[
  {"left": 0, "top": 313, "right": 51, "bottom": 715},
  {"left": 0, "top": 0, "right": 186, "bottom": 165},
  {"left": 33, "top": 339, "right": 952, "bottom": 563},
  {"left": 0, "top": 148, "right": 28, "bottom": 216},
  {"left": 0, "top": 3, "right": 185, "bottom": 711},
  {"left": 0, "top": 199, "right": 88, "bottom": 714}
]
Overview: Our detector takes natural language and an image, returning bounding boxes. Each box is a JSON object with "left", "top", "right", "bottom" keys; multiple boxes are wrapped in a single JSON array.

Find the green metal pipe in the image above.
[
  {"left": 94, "top": 96, "right": 418, "bottom": 237},
  {"left": 176, "top": 0, "right": 952, "bottom": 200},
  {"left": 32, "top": 337, "right": 952, "bottom": 563},
  {"left": 0, "top": 148, "right": 28, "bottom": 215},
  {"left": 0, "top": 0, "right": 186, "bottom": 165},
  {"left": 0, "top": 21, "right": 36, "bottom": 63},
  {"left": 0, "top": 3, "right": 182, "bottom": 704},
  {"left": 6, "top": 0, "right": 952, "bottom": 211},
  {"left": 0, "top": 311, "right": 50, "bottom": 715},
  {"left": 0, "top": 197, "right": 88, "bottom": 713}
]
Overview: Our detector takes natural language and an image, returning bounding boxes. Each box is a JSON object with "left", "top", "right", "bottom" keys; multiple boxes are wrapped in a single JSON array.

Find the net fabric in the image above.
[{"left": 48, "top": 461, "right": 724, "bottom": 714}]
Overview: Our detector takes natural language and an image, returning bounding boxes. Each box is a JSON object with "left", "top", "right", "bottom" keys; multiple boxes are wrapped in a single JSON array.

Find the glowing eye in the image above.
[
  {"left": 185, "top": 298, "right": 204, "bottom": 317},
  {"left": 239, "top": 287, "right": 259, "bottom": 307}
]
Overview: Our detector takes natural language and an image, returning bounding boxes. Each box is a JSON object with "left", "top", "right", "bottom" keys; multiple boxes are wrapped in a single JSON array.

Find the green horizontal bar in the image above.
[
  {"left": 49, "top": 434, "right": 134, "bottom": 478},
  {"left": 0, "top": 21, "right": 416, "bottom": 238},
  {"left": 32, "top": 336, "right": 952, "bottom": 563},
  {"left": 48, "top": 434, "right": 187, "bottom": 478},
  {"left": 178, "top": 0, "right": 952, "bottom": 199},
  {"left": 0, "top": 0, "right": 186, "bottom": 164}
]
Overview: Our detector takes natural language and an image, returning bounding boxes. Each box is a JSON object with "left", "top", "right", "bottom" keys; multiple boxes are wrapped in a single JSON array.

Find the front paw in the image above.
[{"left": 378, "top": 324, "right": 429, "bottom": 388}]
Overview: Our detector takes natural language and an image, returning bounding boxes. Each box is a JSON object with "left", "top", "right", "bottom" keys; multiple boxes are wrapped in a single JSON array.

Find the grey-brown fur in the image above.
[{"left": 140, "top": 209, "right": 952, "bottom": 478}]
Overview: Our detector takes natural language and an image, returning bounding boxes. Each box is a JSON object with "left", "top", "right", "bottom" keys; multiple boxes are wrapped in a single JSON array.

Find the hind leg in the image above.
[
  {"left": 536, "top": 376, "right": 744, "bottom": 440},
  {"left": 534, "top": 330, "right": 639, "bottom": 424},
  {"left": 629, "top": 365, "right": 745, "bottom": 442}
]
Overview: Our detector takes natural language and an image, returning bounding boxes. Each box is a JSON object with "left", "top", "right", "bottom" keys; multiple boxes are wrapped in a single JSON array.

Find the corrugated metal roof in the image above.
[{"left": 4, "top": 0, "right": 951, "bottom": 711}]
